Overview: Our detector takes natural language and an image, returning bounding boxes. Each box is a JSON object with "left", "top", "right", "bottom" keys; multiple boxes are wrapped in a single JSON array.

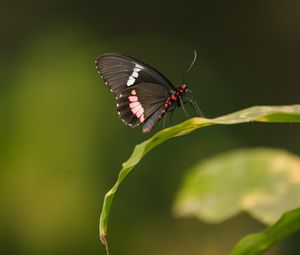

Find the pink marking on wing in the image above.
[
  {"left": 128, "top": 96, "right": 138, "bottom": 102},
  {"left": 136, "top": 108, "right": 144, "bottom": 118},
  {"left": 131, "top": 90, "right": 136, "bottom": 95},
  {"left": 140, "top": 114, "right": 145, "bottom": 123},
  {"left": 131, "top": 104, "right": 142, "bottom": 114},
  {"left": 129, "top": 102, "right": 140, "bottom": 108}
]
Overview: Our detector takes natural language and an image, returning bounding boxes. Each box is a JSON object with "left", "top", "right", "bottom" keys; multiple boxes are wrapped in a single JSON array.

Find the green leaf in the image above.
[
  {"left": 174, "top": 148, "right": 300, "bottom": 225},
  {"left": 99, "top": 105, "right": 300, "bottom": 249},
  {"left": 230, "top": 207, "right": 300, "bottom": 255}
]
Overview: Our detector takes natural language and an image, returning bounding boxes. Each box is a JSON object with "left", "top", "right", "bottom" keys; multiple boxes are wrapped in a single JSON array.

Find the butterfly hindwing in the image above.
[
  {"left": 116, "top": 83, "right": 169, "bottom": 127},
  {"left": 96, "top": 53, "right": 175, "bottom": 97}
]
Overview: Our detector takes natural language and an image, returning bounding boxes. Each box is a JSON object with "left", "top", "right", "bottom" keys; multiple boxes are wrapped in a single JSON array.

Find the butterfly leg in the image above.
[
  {"left": 163, "top": 111, "right": 168, "bottom": 128},
  {"left": 179, "top": 95, "right": 189, "bottom": 118},
  {"left": 169, "top": 109, "right": 175, "bottom": 126},
  {"left": 185, "top": 91, "right": 205, "bottom": 118},
  {"left": 192, "top": 100, "right": 205, "bottom": 117},
  {"left": 186, "top": 99, "right": 205, "bottom": 118}
]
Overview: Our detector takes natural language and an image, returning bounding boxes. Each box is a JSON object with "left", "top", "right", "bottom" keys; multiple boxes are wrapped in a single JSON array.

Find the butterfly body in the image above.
[{"left": 95, "top": 53, "right": 200, "bottom": 133}]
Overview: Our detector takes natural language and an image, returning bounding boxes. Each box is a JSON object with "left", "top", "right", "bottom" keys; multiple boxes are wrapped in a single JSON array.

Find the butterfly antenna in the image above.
[{"left": 182, "top": 50, "right": 197, "bottom": 84}]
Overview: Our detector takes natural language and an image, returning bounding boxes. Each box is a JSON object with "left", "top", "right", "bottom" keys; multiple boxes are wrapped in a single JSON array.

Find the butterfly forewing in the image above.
[{"left": 96, "top": 53, "right": 175, "bottom": 97}]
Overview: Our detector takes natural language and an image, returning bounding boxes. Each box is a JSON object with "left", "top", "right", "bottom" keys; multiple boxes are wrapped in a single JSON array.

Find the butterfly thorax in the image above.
[{"left": 161, "top": 84, "right": 187, "bottom": 114}]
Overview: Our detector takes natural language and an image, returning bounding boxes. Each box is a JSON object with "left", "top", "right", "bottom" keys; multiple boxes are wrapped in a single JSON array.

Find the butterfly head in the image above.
[
  {"left": 179, "top": 83, "right": 189, "bottom": 94},
  {"left": 181, "top": 84, "right": 194, "bottom": 101},
  {"left": 177, "top": 84, "right": 191, "bottom": 100},
  {"left": 181, "top": 83, "right": 187, "bottom": 90}
]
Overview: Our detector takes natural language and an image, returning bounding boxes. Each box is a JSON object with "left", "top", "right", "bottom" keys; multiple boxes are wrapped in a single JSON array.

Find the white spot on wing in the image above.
[
  {"left": 135, "top": 63, "right": 144, "bottom": 69},
  {"left": 132, "top": 71, "right": 139, "bottom": 78},
  {"left": 127, "top": 77, "right": 135, "bottom": 86},
  {"left": 126, "top": 63, "right": 144, "bottom": 86}
]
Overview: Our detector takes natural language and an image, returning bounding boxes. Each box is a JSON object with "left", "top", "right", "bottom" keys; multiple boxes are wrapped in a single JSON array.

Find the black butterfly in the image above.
[{"left": 95, "top": 52, "right": 203, "bottom": 133}]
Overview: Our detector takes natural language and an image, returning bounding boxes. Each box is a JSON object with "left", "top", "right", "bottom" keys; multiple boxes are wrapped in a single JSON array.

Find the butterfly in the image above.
[{"left": 95, "top": 52, "right": 203, "bottom": 133}]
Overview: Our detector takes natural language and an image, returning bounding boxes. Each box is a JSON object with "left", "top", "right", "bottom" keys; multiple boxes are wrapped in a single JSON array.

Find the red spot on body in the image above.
[
  {"left": 164, "top": 103, "right": 168, "bottom": 108},
  {"left": 171, "top": 95, "right": 176, "bottom": 100}
]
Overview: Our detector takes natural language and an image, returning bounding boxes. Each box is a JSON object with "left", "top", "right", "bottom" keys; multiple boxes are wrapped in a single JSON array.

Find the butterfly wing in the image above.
[
  {"left": 116, "top": 83, "right": 168, "bottom": 128},
  {"left": 96, "top": 52, "right": 175, "bottom": 97}
]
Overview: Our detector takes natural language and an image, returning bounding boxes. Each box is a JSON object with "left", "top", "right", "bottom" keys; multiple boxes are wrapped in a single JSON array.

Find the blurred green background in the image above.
[{"left": 1, "top": 1, "right": 300, "bottom": 254}]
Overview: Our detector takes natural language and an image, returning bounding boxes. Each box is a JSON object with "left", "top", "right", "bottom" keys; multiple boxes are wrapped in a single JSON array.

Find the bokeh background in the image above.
[{"left": 1, "top": 1, "right": 300, "bottom": 254}]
